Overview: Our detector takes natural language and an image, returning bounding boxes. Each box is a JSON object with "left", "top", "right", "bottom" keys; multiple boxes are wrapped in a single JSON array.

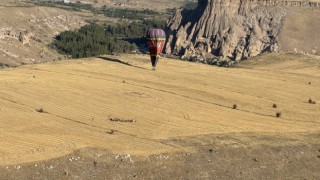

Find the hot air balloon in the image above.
[{"left": 146, "top": 28, "right": 166, "bottom": 70}]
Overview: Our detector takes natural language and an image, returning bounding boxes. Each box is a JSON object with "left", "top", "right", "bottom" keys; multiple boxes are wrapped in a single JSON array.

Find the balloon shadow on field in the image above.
[{"left": 98, "top": 57, "right": 148, "bottom": 70}]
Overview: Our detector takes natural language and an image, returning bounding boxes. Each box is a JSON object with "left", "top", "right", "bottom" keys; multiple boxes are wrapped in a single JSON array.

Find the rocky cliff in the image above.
[{"left": 165, "top": 0, "right": 320, "bottom": 63}]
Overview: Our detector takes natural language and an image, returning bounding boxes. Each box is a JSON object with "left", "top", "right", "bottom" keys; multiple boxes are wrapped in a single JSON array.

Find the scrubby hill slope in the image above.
[{"left": 0, "top": 4, "right": 88, "bottom": 67}]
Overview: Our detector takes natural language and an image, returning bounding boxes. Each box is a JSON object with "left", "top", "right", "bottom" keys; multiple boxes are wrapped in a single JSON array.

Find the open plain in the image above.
[{"left": 0, "top": 53, "right": 319, "bottom": 179}]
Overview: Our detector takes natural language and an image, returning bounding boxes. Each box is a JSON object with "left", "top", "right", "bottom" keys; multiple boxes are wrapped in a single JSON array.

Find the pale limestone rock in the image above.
[{"left": 165, "top": 0, "right": 320, "bottom": 61}]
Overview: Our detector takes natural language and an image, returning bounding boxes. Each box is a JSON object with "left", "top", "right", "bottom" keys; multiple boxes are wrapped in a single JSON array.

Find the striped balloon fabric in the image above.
[
  {"left": 146, "top": 29, "right": 166, "bottom": 56},
  {"left": 146, "top": 29, "right": 166, "bottom": 70}
]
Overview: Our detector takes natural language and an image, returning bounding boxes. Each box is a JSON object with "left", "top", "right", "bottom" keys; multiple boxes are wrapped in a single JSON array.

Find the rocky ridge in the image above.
[{"left": 165, "top": 0, "right": 320, "bottom": 63}]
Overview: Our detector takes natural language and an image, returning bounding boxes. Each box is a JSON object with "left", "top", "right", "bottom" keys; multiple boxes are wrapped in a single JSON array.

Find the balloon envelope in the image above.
[{"left": 146, "top": 29, "right": 166, "bottom": 68}]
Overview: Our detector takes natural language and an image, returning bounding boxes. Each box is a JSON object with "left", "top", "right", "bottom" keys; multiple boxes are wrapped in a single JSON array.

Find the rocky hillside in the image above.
[
  {"left": 165, "top": 0, "right": 320, "bottom": 62},
  {"left": 0, "top": 4, "right": 89, "bottom": 67},
  {"left": 0, "top": 0, "right": 195, "bottom": 67}
]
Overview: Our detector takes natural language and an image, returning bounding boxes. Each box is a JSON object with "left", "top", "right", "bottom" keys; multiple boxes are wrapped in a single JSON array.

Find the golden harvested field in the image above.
[{"left": 0, "top": 54, "right": 320, "bottom": 166}]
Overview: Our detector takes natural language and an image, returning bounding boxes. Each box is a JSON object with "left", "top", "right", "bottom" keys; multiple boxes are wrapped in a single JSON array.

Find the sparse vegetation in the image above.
[
  {"left": 31, "top": 1, "right": 95, "bottom": 12},
  {"left": 276, "top": 112, "right": 281, "bottom": 118},
  {"left": 273, "top": 104, "right": 277, "bottom": 108},
  {"left": 0, "top": 63, "right": 10, "bottom": 68},
  {"left": 308, "top": 98, "right": 316, "bottom": 104},
  {"left": 31, "top": 1, "right": 165, "bottom": 21},
  {"left": 109, "top": 117, "right": 134, "bottom": 123},
  {"left": 106, "top": 129, "right": 116, "bottom": 134},
  {"left": 232, "top": 104, "right": 237, "bottom": 109},
  {"left": 35, "top": 108, "right": 45, "bottom": 113},
  {"left": 2, "top": 48, "right": 320, "bottom": 178},
  {"left": 187, "top": 57, "right": 235, "bottom": 67},
  {"left": 99, "top": 6, "right": 160, "bottom": 20}
]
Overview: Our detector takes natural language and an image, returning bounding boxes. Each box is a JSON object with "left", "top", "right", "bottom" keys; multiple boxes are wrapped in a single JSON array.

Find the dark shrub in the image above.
[{"left": 232, "top": 104, "right": 237, "bottom": 109}]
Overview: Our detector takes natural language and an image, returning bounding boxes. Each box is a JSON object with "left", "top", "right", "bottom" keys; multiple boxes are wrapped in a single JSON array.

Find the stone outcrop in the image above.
[
  {"left": 0, "top": 28, "right": 33, "bottom": 45},
  {"left": 165, "top": 0, "right": 320, "bottom": 62}
]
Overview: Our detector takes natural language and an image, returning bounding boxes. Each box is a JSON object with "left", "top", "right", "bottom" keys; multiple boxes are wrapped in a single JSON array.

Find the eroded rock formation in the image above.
[
  {"left": 165, "top": 0, "right": 320, "bottom": 62},
  {"left": 0, "top": 28, "right": 33, "bottom": 45}
]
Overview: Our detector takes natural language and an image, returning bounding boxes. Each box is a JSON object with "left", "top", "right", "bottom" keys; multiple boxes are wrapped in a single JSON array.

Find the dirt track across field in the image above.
[{"left": 0, "top": 54, "right": 319, "bottom": 179}]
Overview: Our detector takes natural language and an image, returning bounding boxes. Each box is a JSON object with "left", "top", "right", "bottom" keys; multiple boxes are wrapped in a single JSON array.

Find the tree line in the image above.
[{"left": 52, "top": 20, "right": 166, "bottom": 58}]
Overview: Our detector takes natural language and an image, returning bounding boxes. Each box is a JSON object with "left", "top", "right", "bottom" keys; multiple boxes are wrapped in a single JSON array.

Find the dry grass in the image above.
[{"left": 0, "top": 53, "right": 319, "bottom": 165}]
